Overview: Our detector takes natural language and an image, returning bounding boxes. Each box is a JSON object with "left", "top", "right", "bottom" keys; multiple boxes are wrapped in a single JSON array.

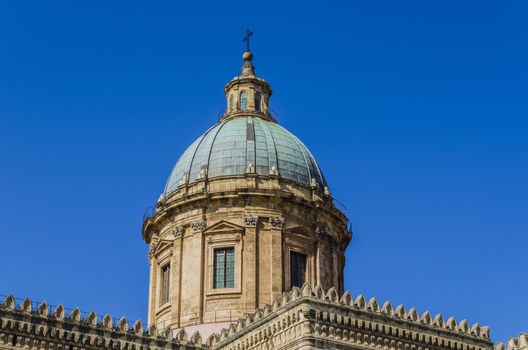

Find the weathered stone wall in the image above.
[
  {"left": 0, "top": 296, "right": 203, "bottom": 350},
  {"left": 142, "top": 175, "right": 350, "bottom": 330},
  {"left": 208, "top": 284, "right": 494, "bottom": 350},
  {"left": 496, "top": 333, "right": 528, "bottom": 350},
  {"left": 2, "top": 290, "right": 522, "bottom": 350}
]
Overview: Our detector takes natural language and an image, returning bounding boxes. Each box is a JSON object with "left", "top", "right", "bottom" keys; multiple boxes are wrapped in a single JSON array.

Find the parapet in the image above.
[
  {"left": 496, "top": 333, "right": 528, "bottom": 350},
  {"left": 206, "top": 283, "right": 493, "bottom": 349},
  {"left": 0, "top": 290, "right": 498, "bottom": 350},
  {"left": 0, "top": 295, "right": 204, "bottom": 349}
]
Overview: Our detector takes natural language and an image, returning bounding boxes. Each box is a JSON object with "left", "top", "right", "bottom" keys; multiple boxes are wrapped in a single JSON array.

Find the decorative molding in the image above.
[
  {"left": 172, "top": 226, "right": 185, "bottom": 238},
  {"left": 191, "top": 219, "right": 207, "bottom": 232},
  {"left": 244, "top": 215, "right": 258, "bottom": 227},
  {"left": 268, "top": 216, "right": 284, "bottom": 229},
  {"left": 314, "top": 225, "right": 339, "bottom": 248},
  {"left": 204, "top": 220, "right": 244, "bottom": 235}
]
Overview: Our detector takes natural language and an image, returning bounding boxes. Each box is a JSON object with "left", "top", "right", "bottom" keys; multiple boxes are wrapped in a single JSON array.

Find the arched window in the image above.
[
  {"left": 229, "top": 95, "right": 235, "bottom": 111},
  {"left": 240, "top": 91, "right": 248, "bottom": 111},
  {"left": 254, "top": 92, "right": 261, "bottom": 112}
]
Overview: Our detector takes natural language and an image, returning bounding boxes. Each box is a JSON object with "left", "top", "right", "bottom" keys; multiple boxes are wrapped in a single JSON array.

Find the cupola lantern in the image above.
[{"left": 222, "top": 34, "right": 273, "bottom": 121}]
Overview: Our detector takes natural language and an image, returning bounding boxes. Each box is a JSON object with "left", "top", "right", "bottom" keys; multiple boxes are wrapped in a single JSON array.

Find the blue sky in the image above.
[{"left": 0, "top": 0, "right": 527, "bottom": 343}]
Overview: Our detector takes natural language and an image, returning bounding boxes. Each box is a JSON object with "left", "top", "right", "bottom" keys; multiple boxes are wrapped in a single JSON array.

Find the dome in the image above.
[{"left": 164, "top": 116, "right": 327, "bottom": 195}]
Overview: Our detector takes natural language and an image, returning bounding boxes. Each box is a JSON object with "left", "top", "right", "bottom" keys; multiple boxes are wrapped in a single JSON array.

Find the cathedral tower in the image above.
[{"left": 142, "top": 46, "right": 351, "bottom": 333}]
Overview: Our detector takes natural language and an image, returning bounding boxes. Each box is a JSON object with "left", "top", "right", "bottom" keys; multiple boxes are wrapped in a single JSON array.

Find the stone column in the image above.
[{"left": 269, "top": 216, "right": 284, "bottom": 301}]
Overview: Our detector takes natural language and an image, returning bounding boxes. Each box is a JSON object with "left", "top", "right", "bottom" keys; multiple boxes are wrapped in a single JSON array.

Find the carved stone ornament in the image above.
[
  {"left": 244, "top": 215, "right": 259, "bottom": 227},
  {"left": 269, "top": 216, "right": 284, "bottom": 229},
  {"left": 314, "top": 225, "right": 338, "bottom": 247},
  {"left": 190, "top": 220, "right": 207, "bottom": 232},
  {"left": 314, "top": 225, "right": 325, "bottom": 239},
  {"left": 172, "top": 226, "right": 185, "bottom": 238}
]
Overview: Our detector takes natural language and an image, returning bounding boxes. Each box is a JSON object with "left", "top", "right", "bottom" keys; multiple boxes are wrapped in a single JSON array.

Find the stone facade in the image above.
[{"left": 142, "top": 174, "right": 350, "bottom": 330}]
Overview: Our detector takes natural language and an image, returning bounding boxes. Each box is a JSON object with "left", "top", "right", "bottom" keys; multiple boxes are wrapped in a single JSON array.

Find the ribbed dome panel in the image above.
[{"left": 164, "top": 116, "right": 326, "bottom": 195}]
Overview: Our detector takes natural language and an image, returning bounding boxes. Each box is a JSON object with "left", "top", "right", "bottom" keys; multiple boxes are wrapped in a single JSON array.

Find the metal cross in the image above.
[{"left": 243, "top": 29, "right": 253, "bottom": 51}]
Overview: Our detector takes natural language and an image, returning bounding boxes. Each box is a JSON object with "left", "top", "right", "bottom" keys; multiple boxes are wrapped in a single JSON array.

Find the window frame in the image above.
[
  {"left": 205, "top": 224, "right": 243, "bottom": 297},
  {"left": 240, "top": 91, "right": 248, "bottom": 111},
  {"left": 289, "top": 251, "right": 307, "bottom": 288},
  {"left": 254, "top": 92, "right": 261, "bottom": 111},
  {"left": 159, "top": 264, "right": 170, "bottom": 306},
  {"left": 213, "top": 247, "right": 235, "bottom": 289}
]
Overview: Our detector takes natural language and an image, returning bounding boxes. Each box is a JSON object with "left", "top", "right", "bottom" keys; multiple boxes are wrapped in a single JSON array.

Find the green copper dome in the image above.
[{"left": 164, "top": 116, "right": 327, "bottom": 195}]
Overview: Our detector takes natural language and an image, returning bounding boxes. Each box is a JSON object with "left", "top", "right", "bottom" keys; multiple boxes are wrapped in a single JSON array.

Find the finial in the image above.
[
  {"left": 241, "top": 29, "right": 255, "bottom": 76},
  {"left": 242, "top": 29, "right": 253, "bottom": 52}
]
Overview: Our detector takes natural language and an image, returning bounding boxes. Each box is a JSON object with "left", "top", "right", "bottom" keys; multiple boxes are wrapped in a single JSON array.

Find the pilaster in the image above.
[
  {"left": 147, "top": 253, "right": 157, "bottom": 325},
  {"left": 169, "top": 226, "right": 184, "bottom": 328},
  {"left": 243, "top": 214, "right": 259, "bottom": 309},
  {"left": 269, "top": 216, "right": 284, "bottom": 301}
]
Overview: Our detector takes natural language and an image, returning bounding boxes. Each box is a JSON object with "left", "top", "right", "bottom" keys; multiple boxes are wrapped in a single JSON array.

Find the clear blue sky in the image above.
[{"left": 1, "top": 0, "right": 526, "bottom": 343}]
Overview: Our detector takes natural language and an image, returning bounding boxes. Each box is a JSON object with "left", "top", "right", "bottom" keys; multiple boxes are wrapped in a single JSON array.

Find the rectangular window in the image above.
[
  {"left": 290, "top": 251, "right": 307, "bottom": 288},
  {"left": 214, "top": 247, "right": 235, "bottom": 289},
  {"left": 160, "top": 264, "right": 170, "bottom": 305}
]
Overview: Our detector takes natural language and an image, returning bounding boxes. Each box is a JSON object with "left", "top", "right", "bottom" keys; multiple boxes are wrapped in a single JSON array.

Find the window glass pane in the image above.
[
  {"left": 240, "top": 91, "right": 248, "bottom": 110},
  {"left": 226, "top": 248, "right": 235, "bottom": 288},
  {"left": 290, "top": 252, "right": 306, "bottom": 288},
  {"left": 214, "top": 247, "right": 235, "bottom": 289},
  {"left": 160, "top": 265, "right": 170, "bottom": 305},
  {"left": 254, "top": 93, "right": 261, "bottom": 111}
]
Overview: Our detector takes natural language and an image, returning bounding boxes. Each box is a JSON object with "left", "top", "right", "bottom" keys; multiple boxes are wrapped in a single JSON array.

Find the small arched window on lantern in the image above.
[
  {"left": 254, "top": 92, "right": 261, "bottom": 112},
  {"left": 229, "top": 95, "right": 235, "bottom": 111},
  {"left": 240, "top": 91, "right": 248, "bottom": 111}
]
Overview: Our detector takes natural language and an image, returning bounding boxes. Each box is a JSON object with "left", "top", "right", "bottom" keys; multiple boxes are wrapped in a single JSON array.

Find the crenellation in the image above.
[
  {"left": 203, "top": 283, "right": 494, "bottom": 349},
  {"left": 52, "top": 305, "right": 64, "bottom": 320},
  {"left": 355, "top": 295, "right": 367, "bottom": 309},
  {"left": 86, "top": 311, "right": 97, "bottom": 326},
  {"left": 0, "top": 297, "right": 207, "bottom": 350},
  {"left": 368, "top": 297, "right": 381, "bottom": 313},
  {"left": 408, "top": 308, "right": 420, "bottom": 322},
  {"left": 116, "top": 317, "right": 128, "bottom": 332},
  {"left": 434, "top": 314, "right": 445, "bottom": 328},
  {"left": 68, "top": 308, "right": 81, "bottom": 323},
  {"left": 421, "top": 312, "right": 433, "bottom": 326},
  {"left": 497, "top": 333, "right": 528, "bottom": 350},
  {"left": 102, "top": 314, "right": 113, "bottom": 329},
  {"left": 382, "top": 301, "right": 395, "bottom": 316}
]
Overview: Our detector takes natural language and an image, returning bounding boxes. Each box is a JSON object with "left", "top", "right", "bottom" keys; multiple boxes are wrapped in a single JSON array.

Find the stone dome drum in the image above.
[{"left": 164, "top": 116, "right": 327, "bottom": 195}]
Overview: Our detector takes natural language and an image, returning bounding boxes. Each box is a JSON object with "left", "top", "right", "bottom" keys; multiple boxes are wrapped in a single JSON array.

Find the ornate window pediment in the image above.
[
  {"left": 285, "top": 225, "right": 316, "bottom": 243},
  {"left": 151, "top": 240, "right": 173, "bottom": 257},
  {"left": 203, "top": 220, "right": 244, "bottom": 235}
]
